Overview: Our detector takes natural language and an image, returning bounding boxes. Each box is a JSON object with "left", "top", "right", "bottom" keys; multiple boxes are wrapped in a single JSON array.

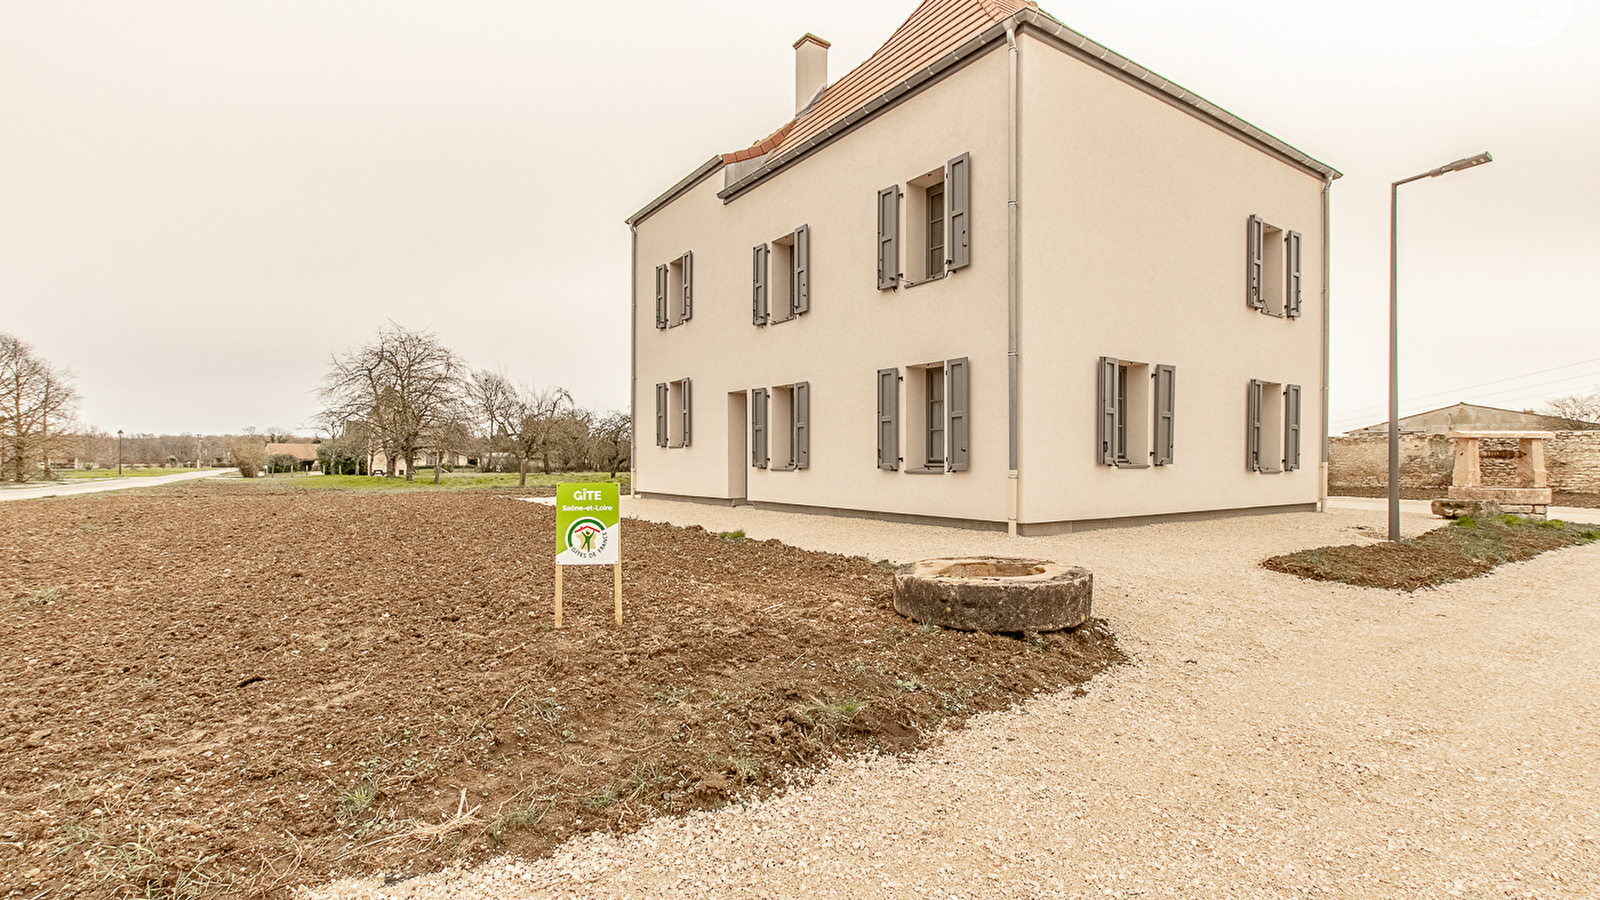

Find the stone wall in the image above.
[
  {"left": 1328, "top": 432, "right": 1600, "bottom": 493},
  {"left": 1546, "top": 431, "right": 1600, "bottom": 492}
]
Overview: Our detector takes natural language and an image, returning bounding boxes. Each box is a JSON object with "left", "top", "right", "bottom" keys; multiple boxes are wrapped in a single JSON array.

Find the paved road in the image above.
[{"left": 0, "top": 469, "right": 235, "bottom": 502}]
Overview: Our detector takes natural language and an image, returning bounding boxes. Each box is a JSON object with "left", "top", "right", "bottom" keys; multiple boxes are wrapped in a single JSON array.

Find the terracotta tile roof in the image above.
[
  {"left": 266, "top": 442, "right": 320, "bottom": 462},
  {"left": 705, "top": 0, "right": 1337, "bottom": 206},
  {"left": 721, "top": 121, "right": 795, "bottom": 165},
  {"left": 721, "top": 0, "right": 1032, "bottom": 165}
]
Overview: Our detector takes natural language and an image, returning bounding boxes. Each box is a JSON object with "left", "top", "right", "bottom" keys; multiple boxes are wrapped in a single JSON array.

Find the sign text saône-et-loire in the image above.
[{"left": 554, "top": 483, "right": 622, "bottom": 627}]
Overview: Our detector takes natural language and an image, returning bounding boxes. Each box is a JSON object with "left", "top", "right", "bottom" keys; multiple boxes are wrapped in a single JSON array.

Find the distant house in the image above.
[
  {"left": 1345, "top": 403, "right": 1597, "bottom": 436},
  {"left": 627, "top": 0, "right": 1339, "bottom": 533},
  {"left": 265, "top": 442, "right": 321, "bottom": 472}
]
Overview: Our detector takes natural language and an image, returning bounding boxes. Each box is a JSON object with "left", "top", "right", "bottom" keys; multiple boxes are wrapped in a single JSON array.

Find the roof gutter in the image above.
[
  {"left": 1012, "top": 9, "right": 1339, "bottom": 182},
  {"left": 719, "top": 9, "right": 1340, "bottom": 204},
  {"left": 626, "top": 155, "right": 724, "bottom": 227}
]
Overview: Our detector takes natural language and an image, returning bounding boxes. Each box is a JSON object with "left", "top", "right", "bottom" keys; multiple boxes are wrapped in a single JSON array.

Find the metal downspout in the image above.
[
  {"left": 1006, "top": 23, "right": 1020, "bottom": 536},
  {"left": 1319, "top": 176, "right": 1331, "bottom": 510},
  {"left": 629, "top": 223, "right": 639, "bottom": 497}
]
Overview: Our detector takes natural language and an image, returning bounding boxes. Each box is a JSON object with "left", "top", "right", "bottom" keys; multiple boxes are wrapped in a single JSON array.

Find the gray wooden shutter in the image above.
[
  {"left": 1246, "top": 215, "right": 1264, "bottom": 310},
  {"left": 1154, "top": 364, "right": 1175, "bottom": 466},
  {"left": 1246, "top": 379, "right": 1263, "bottom": 471},
  {"left": 1097, "top": 357, "right": 1118, "bottom": 466},
  {"left": 946, "top": 153, "right": 971, "bottom": 271},
  {"left": 654, "top": 265, "right": 668, "bottom": 329},
  {"left": 946, "top": 357, "right": 969, "bottom": 471},
  {"left": 680, "top": 251, "right": 693, "bottom": 322},
  {"left": 793, "top": 381, "right": 810, "bottom": 469},
  {"left": 751, "top": 388, "right": 768, "bottom": 468},
  {"left": 1286, "top": 230, "right": 1303, "bottom": 319},
  {"left": 877, "top": 367, "right": 899, "bottom": 470},
  {"left": 681, "top": 377, "right": 692, "bottom": 446},
  {"left": 655, "top": 382, "right": 667, "bottom": 447},
  {"left": 1284, "top": 383, "right": 1302, "bottom": 471},
  {"left": 793, "top": 225, "right": 810, "bottom": 315},
  {"left": 877, "top": 186, "right": 900, "bottom": 290},
  {"left": 752, "top": 244, "right": 768, "bottom": 325}
]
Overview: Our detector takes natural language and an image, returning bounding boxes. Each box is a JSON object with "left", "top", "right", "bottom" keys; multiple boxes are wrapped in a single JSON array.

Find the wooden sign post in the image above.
[{"left": 554, "top": 482, "right": 622, "bottom": 628}]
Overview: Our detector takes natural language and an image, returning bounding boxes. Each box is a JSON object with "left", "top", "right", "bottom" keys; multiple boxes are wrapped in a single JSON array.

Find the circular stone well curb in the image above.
[{"left": 892, "top": 557, "right": 1093, "bottom": 633}]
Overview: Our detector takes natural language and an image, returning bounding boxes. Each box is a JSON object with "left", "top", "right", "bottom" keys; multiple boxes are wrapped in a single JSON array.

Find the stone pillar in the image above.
[
  {"left": 1452, "top": 437, "right": 1482, "bottom": 488},
  {"left": 1517, "top": 438, "right": 1548, "bottom": 488}
]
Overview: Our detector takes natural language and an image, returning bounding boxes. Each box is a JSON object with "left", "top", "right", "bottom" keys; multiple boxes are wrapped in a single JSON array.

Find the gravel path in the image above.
[{"left": 302, "top": 501, "right": 1600, "bottom": 899}]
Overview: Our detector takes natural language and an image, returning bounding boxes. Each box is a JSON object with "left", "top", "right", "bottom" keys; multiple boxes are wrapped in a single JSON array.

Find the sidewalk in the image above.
[{"left": 1326, "top": 494, "right": 1600, "bottom": 524}]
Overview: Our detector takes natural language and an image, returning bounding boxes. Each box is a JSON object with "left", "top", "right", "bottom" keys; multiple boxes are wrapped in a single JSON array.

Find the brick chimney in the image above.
[{"left": 793, "top": 33, "right": 830, "bottom": 115}]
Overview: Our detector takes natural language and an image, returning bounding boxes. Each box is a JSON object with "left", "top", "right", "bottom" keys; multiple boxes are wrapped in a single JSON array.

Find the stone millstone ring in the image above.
[{"left": 892, "top": 557, "right": 1093, "bottom": 633}]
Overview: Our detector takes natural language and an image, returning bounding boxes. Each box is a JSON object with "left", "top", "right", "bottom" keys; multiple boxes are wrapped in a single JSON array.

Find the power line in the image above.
[{"left": 1332, "top": 356, "right": 1600, "bottom": 421}]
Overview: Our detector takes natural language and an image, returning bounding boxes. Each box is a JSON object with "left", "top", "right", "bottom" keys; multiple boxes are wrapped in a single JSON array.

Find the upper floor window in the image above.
[
  {"left": 752, "top": 225, "right": 810, "bottom": 325},
  {"left": 654, "top": 251, "right": 694, "bottom": 329},
  {"left": 1246, "top": 215, "right": 1302, "bottom": 318},
  {"left": 877, "top": 152, "right": 971, "bottom": 290}
]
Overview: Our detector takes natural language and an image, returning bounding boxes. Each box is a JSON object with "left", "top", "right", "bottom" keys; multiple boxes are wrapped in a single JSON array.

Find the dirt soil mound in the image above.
[
  {"left": 1262, "top": 516, "right": 1598, "bottom": 591},
  {"left": 1, "top": 483, "right": 1122, "bottom": 899}
]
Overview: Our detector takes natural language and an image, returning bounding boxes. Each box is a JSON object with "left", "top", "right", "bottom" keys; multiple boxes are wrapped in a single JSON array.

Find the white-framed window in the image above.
[
  {"left": 752, "top": 226, "right": 810, "bottom": 325},
  {"left": 1246, "top": 215, "right": 1302, "bottom": 318},
  {"left": 876, "top": 153, "right": 971, "bottom": 290},
  {"left": 655, "top": 378, "right": 692, "bottom": 448},
  {"left": 654, "top": 251, "right": 694, "bottom": 329},
  {"left": 1246, "top": 380, "right": 1301, "bottom": 472},
  {"left": 1097, "top": 358, "right": 1176, "bottom": 467}
]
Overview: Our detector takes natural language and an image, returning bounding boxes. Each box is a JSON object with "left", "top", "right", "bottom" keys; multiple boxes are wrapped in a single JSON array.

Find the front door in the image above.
[{"left": 727, "top": 391, "right": 747, "bottom": 503}]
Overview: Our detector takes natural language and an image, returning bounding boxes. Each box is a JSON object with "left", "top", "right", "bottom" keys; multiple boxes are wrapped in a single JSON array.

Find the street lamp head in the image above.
[{"left": 1432, "top": 152, "right": 1492, "bottom": 177}]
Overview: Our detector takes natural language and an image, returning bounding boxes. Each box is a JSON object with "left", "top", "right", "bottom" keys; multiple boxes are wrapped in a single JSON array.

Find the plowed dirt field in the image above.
[{"left": 1, "top": 482, "right": 1121, "bottom": 899}]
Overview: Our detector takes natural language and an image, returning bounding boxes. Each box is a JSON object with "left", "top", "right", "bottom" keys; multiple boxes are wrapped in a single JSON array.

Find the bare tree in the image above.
[
  {"left": 1, "top": 332, "right": 81, "bottom": 482},
  {"left": 592, "top": 410, "right": 631, "bottom": 477},
  {"left": 1541, "top": 389, "right": 1600, "bottom": 428},
  {"left": 465, "top": 368, "right": 519, "bottom": 471},
  {"left": 495, "top": 385, "right": 575, "bottom": 486},
  {"left": 317, "top": 323, "right": 467, "bottom": 482}
]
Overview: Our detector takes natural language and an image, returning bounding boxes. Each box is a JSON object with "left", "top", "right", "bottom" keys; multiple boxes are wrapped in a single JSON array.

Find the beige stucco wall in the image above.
[
  {"left": 633, "top": 47, "right": 1013, "bottom": 522},
  {"left": 633, "top": 28, "right": 1334, "bottom": 527},
  {"left": 1014, "top": 31, "right": 1328, "bottom": 524}
]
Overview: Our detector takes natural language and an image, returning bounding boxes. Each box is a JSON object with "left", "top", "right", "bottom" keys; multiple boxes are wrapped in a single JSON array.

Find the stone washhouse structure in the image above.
[
  {"left": 626, "top": 0, "right": 1339, "bottom": 534},
  {"left": 1434, "top": 430, "right": 1555, "bottom": 519}
]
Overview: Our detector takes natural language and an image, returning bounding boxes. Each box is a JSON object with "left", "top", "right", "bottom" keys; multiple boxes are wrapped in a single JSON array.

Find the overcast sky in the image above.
[{"left": 2, "top": 0, "right": 1595, "bottom": 436}]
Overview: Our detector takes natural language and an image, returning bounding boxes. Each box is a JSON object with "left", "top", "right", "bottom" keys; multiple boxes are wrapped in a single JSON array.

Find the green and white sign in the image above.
[{"left": 556, "top": 482, "right": 620, "bottom": 565}]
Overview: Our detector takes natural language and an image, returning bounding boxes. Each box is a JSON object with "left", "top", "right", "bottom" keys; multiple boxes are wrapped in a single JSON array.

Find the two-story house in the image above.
[{"left": 627, "top": 0, "right": 1339, "bottom": 534}]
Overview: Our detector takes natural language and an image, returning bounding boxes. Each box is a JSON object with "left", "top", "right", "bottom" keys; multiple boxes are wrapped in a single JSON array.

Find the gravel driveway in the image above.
[{"left": 303, "top": 501, "right": 1600, "bottom": 899}]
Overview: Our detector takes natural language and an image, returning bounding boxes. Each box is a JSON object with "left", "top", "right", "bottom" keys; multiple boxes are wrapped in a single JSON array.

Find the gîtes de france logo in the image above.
[{"left": 563, "top": 517, "right": 610, "bottom": 561}]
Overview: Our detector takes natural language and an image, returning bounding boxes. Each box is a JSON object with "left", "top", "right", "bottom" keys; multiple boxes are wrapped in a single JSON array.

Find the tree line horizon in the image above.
[{"left": 1, "top": 324, "right": 629, "bottom": 484}]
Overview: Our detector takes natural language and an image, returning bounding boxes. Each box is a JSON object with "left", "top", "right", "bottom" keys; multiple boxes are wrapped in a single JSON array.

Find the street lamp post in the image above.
[
  {"left": 1388, "top": 151, "right": 1493, "bottom": 541},
  {"left": 117, "top": 430, "right": 123, "bottom": 477}
]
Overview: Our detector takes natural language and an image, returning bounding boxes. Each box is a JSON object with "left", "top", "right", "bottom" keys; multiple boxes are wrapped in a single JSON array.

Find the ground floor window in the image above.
[{"left": 655, "top": 378, "right": 692, "bottom": 448}]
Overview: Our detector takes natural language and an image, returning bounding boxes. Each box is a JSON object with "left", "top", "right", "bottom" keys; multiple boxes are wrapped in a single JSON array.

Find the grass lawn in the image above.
[{"left": 242, "top": 468, "right": 629, "bottom": 492}]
